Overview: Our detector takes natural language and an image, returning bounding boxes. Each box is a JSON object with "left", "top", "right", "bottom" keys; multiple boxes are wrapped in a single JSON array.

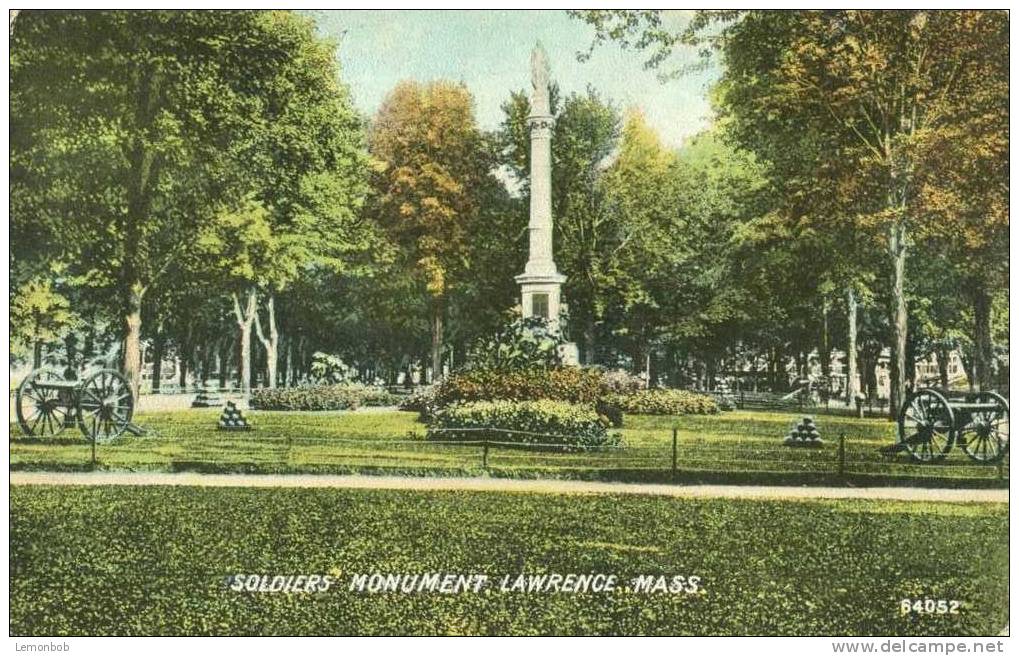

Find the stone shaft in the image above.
[{"left": 525, "top": 115, "right": 556, "bottom": 276}]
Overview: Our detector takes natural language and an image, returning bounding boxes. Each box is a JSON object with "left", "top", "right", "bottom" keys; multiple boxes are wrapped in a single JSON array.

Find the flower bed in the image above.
[
  {"left": 602, "top": 388, "right": 719, "bottom": 415},
  {"left": 427, "top": 399, "right": 620, "bottom": 449},
  {"left": 435, "top": 367, "right": 608, "bottom": 407},
  {"left": 250, "top": 385, "right": 399, "bottom": 411}
]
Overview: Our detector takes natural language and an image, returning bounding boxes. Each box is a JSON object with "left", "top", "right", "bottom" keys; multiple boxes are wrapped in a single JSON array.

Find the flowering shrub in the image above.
[
  {"left": 599, "top": 369, "right": 646, "bottom": 394},
  {"left": 251, "top": 385, "right": 399, "bottom": 411},
  {"left": 428, "top": 400, "right": 620, "bottom": 449},
  {"left": 436, "top": 367, "right": 608, "bottom": 407},
  {"left": 398, "top": 385, "right": 441, "bottom": 420},
  {"left": 602, "top": 389, "right": 719, "bottom": 415}
]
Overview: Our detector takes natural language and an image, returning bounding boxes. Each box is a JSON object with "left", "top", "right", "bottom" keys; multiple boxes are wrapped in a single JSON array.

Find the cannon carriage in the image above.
[
  {"left": 15, "top": 365, "right": 135, "bottom": 443},
  {"left": 897, "top": 388, "right": 1009, "bottom": 463}
]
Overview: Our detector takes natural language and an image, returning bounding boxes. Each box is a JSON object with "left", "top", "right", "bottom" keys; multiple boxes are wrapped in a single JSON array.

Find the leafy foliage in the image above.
[
  {"left": 308, "top": 352, "right": 352, "bottom": 385},
  {"left": 604, "top": 389, "right": 719, "bottom": 415},
  {"left": 436, "top": 366, "right": 608, "bottom": 407},
  {"left": 428, "top": 400, "right": 619, "bottom": 449},
  {"left": 466, "top": 317, "right": 566, "bottom": 371},
  {"left": 250, "top": 384, "right": 399, "bottom": 411}
]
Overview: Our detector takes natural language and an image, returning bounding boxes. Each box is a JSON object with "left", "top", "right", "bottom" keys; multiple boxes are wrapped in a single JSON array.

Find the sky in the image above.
[{"left": 305, "top": 10, "right": 721, "bottom": 149}]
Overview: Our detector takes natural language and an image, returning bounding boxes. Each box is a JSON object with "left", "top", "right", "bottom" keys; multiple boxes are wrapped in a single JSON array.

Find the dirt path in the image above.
[{"left": 9, "top": 471, "right": 1008, "bottom": 503}]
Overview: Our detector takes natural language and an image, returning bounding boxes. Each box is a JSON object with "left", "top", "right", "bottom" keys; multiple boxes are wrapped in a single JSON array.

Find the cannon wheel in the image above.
[
  {"left": 77, "top": 369, "right": 134, "bottom": 442},
  {"left": 959, "top": 391, "right": 1009, "bottom": 464},
  {"left": 16, "top": 368, "right": 72, "bottom": 437},
  {"left": 898, "top": 388, "right": 955, "bottom": 463}
]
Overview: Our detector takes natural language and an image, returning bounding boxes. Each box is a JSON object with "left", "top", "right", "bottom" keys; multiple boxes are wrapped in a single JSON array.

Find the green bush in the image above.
[
  {"left": 436, "top": 366, "right": 608, "bottom": 407},
  {"left": 466, "top": 316, "right": 565, "bottom": 370},
  {"left": 428, "top": 400, "right": 620, "bottom": 449},
  {"left": 398, "top": 385, "right": 440, "bottom": 419},
  {"left": 359, "top": 388, "right": 401, "bottom": 407},
  {"left": 603, "top": 388, "right": 719, "bottom": 415},
  {"left": 250, "top": 385, "right": 399, "bottom": 411}
]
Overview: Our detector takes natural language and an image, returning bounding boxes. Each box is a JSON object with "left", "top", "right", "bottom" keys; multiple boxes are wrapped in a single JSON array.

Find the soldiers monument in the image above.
[{"left": 515, "top": 43, "right": 579, "bottom": 364}]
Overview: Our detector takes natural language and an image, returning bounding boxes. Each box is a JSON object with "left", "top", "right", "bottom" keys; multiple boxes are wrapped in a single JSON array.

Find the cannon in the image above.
[
  {"left": 897, "top": 388, "right": 1009, "bottom": 463},
  {"left": 16, "top": 367, "right": 136, "bottom": 442}
]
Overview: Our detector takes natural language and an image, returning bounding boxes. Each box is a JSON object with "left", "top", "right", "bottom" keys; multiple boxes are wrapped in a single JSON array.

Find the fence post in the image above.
[
  {"left": 671, "top": 428, "right": 678, "bottom": 481},
  {"left": 90, "top": 439, "right": 97, "bottom": 470},
  {"left": 996, "top": 458, "right": 1004, "bottom": 481},
  {"left": 482, "top": 442, "right": 489, "bottom": 469},
  {"left": 837, "top": 433, "right": 846, "bottom": 478}
]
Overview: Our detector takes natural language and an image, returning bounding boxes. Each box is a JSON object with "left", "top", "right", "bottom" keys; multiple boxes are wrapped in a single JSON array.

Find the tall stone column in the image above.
[{"left": 514, "top": 44, "right": 577, "bottom": 364}]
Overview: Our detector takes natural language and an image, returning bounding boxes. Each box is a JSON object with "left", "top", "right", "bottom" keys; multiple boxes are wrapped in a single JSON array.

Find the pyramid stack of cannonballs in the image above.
[
  {"left": 783, "top": 416, "right": 823, "bottom": 447},
  {"left": 191, "top": 386, "right": 223, "bottom": 408},
  {"left": 217, "top": 401, "right": 252, "bottom": 431}
]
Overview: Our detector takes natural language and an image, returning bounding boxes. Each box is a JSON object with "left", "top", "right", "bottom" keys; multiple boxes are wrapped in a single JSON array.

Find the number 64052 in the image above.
[{"left": 900, "top": 599, "right": 961, "bottom": 615}]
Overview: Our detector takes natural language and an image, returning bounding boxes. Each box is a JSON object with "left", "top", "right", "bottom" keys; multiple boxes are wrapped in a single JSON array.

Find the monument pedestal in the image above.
[
  {"left": 515, "top": 270, "right": 566, "bottom": 325},
  {"left": 515, "top": 271, "right": 578, "bottom": 366}
]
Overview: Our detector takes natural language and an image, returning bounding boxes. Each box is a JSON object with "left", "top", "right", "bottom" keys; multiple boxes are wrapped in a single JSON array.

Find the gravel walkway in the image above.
[{"left": 9, "top": 471, "right": 1008, "bottom": 503}]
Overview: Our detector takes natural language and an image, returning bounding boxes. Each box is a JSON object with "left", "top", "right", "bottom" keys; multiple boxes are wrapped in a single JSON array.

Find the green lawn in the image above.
[
  {"left": 9, "top": 485, "right": 1008, "bottom": 636},
  {"left": 9, "top": 409, "right": 1007, "bottom": 485}
]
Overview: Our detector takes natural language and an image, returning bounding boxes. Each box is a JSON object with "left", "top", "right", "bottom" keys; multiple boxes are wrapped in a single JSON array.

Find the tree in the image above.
[
  {"left": 597, "top": 110, "right": 681, "bottom": 374},
  {"left": 11, "top": 10, "right": 372, "bottom": 395},
  {"left": 574, "top": 9, "right": 1009, "bottom": 410},
  {"left": 10, "top": 277, "right": 76, "bottom": 368},
  {"left": 369, "top": 80, "right": 497, "bottom": 381}
]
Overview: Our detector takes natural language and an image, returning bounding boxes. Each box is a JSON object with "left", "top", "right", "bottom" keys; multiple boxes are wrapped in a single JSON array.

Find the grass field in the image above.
[
  {"left": 8, "top": 409, "right": 1007, "bottom": 485},
  {"left": 9, "top": 485, "right": 1008, "bottom": 636}
]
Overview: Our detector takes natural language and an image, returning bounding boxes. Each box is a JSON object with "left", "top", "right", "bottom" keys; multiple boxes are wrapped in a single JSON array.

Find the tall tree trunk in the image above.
[
  {"left": 151, "top": 328, "right": 165, "bottom": 393},
  {"left": 254, "top": 293, "right": 279, "bottom": 389},
  {"left": 232, "top": 288, "right": 257, "bottom": 395},
  {"left": 292, "top": 336, "right": 305, "bottom": 386},
  {"left": 888, "top": 221, "right": 908, "bottom": 419},
  {"left": 219, "top": 338, "right": 231, "bottom": 391},
  {"left": 972, "top": 283, "right": 994, "bottom": 391},
  {"left": 83, "top": 327, "right": 95, "bottom": 362},
  {"left": 820, "top": 300, "right": 832, "bottom": 384},
  {"left": 121, "top": 69, "right": 162, "bottom": 401},
  {"left": 283, "top": 336, "right": 293, "bottom": 388},
  {"left": 178, "top": 354, "right": 188, "bottom": 389},
  {"left": 845, "top": 288, "right": 858, "bottom": 406},
  {"left": 201, "top": 344, "right": 213, "bottom": 387},
  {"left": 123, "top": 286, "right": 144, "bottom": 399},
  {"left": 936, "top": 343, "right": 950, "bottom": 389},
  {"left": 33, "top": 342, "right": 43, "bottom": 370},
  {"left": 431, "top": 300, "right": 444, "bottom": 382},
  {"left": 583, "top": 319, "right": 596, "bottom": 366},
  {"left": 960, "top": 352, "right": 976, "bottom": 392}
]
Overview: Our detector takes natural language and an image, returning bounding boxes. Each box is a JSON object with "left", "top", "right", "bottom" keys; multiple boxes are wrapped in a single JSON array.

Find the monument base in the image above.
[{"left": 558, "top": 342, "right": 579, "bottom": 366}]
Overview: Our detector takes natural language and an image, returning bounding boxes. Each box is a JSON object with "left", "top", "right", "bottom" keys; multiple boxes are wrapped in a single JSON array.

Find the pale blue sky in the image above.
[{"left": 304, "top": 10, "right": 720, "bottom": 149}]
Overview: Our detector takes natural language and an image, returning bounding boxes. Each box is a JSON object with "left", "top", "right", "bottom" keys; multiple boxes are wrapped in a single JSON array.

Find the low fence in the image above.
[
  {"left": 17, "top": 422, "right": 1007, "bottom": 487},
  {"left": 723, "top": 390, "right": 891, "bottom": 417}
]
